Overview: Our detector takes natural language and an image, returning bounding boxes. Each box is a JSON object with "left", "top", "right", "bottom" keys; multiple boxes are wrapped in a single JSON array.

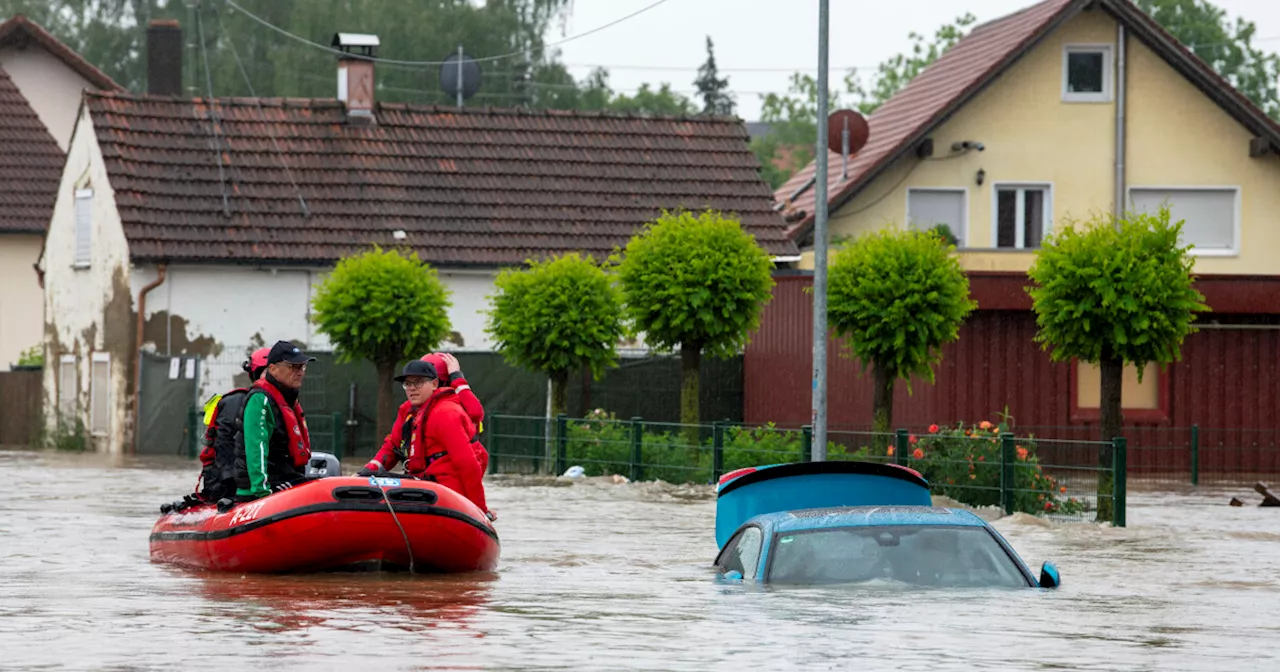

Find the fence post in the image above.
[
  {"left": 331, "top": 412, "right": 344, "bottom": 460},
  {"left": 555, "top": 414, "right": 568, "bottom": 477},
  {"left": 894, "top": 429, "right": 908, "bottom": 466},
  {"left": 488, "top": 415, "right": 499, "bottom": 475},
  {"left": 802, "top": 425, "right": 813, "bottom": 462},
  {"left": 1000, "top": 432, "right": 1016, "bottom": 516},
  {"left": 629, "top": 416, "right": 644, "bottom": 483},
  {"left": 1190, "top": 424, "right": 1199, "bottom": 486},
  {"left": 187, "top": 406, "right": 200, "bottom": 459},
  {"left": 711, "top": 421, "right": 725, "bottom": 484},
  {"left": 1113, "top": 436, "right": 1127, "bottom": 528}
]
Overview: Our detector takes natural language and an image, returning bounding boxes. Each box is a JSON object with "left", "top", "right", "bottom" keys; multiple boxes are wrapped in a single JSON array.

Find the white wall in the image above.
[
  {"left": 0, "top": 234, "right": 44, "bottom": 368},
  {"left": 0, "top": 44, "right": 97, "bottom": 151},
  {"left": 437, "top": 269, "right": 498, "bottom": 351},
  {"left": 41, "top": 109, "right": 131, "bottom": 453}
]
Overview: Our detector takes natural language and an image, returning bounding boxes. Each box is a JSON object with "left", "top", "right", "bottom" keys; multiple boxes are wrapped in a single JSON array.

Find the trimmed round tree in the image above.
[
  {"left": 1027, "top": 207, "right": 1208, "bottom": 521},
  {"left": 485, "top": 252, "right": 626, "bottom": 417},
  {"left": 827, "top": 228, "right": 976, "bottom": 436},
  {"left": 615, "top": 209, "right": 775, "bottom": 432},
  {"left": 311, "top": 246, "right": 453, "bottom": 438}
]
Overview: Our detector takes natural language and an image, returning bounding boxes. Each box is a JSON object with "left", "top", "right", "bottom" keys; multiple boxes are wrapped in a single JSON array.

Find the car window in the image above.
[
  {"left": 717, "top": 526, "right": 763, "bottom": 578},
  {"left": 767, "top": 525, "right": 1030, "bottom": 588}
]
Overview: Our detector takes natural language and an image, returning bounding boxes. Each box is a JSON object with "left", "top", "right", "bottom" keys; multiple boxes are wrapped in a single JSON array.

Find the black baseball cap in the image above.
[
  {"left": 393, "top": 359, "right": 438, "bottom": 383},
  {"left": 267, "top": 340, "right": 316, "bottom": 365}
]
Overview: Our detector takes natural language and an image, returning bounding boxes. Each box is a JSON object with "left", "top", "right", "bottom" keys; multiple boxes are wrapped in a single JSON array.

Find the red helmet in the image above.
[
  {"left": 243, "top": 347, "right": 270, "bottom": 377},
  {"left": 420, "top": 353, "right": 449, "bottom": 381}
]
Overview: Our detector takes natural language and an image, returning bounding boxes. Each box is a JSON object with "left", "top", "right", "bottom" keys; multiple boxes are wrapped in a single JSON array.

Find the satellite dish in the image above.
[
  {"left": 827, "top": 109, "right": 869, "bottom": 155},
  {"left": 440, "top": 46, "right": 482, "bottom": 105}
]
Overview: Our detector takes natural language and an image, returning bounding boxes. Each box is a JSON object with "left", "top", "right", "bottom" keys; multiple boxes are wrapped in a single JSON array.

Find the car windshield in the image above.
[{"left": 767, "top": 524, "right": 1030, "bottom": 588}]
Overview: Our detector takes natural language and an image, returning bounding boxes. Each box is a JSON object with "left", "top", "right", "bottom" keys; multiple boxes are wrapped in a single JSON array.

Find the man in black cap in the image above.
[{"left": 233, "top": 340, "right": 317, "bottom": 501}]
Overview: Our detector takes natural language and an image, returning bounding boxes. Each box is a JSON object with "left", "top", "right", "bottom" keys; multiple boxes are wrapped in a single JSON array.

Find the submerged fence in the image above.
[{"left": 484, "top": 413, "right": 1127, "bottom": 527}]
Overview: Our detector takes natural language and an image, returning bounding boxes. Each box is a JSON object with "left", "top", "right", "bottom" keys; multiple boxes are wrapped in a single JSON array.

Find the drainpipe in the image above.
[
  {"left": 1114, "top": 23, "right": 1127, "bottom": 222},
  {"left": 132, "top": 264, "right": 167, "bottom": 453}
]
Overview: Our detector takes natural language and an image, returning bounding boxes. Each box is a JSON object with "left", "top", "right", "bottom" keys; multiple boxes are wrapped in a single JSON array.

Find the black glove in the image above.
[
  {"left": 216, "top": 498, "right": 236, "bottom": 513},
  {"left": 357, "top": 465, "right": 388, "bottom": 477}
]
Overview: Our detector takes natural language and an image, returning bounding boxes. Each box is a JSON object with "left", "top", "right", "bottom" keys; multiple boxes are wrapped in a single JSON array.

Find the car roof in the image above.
[{"left": 747, "top": 506, "right": 990, "bottom": 533}]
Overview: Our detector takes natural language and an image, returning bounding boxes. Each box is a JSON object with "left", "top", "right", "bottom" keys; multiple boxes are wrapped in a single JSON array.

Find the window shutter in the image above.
[
  {"left": 91, "top": 354, "right": 111, "bottom": 435},
  {"left": 58, "top": 356, "right": 77, "bottom": 419},
  {"left": 74, "top": 189, "right": 92, "bottom": 267},
  {"left": 1130, "top": 188, "right": 1236, "bottom": 252}
]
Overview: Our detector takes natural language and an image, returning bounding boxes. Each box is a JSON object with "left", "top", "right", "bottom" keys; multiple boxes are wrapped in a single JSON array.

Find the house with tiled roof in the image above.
[
  {"left": 0, "top": 15, "right": 121, "bottom": 371},
  {"left": 38, "top": 26, "right": 797, "bottom": 453},
  {"left": 748, "top": 0, "right": 1280, "bottom": 453}
]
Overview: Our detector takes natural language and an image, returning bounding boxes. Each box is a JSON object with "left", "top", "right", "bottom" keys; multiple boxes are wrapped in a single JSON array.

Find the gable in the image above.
[{"left": 86, "top": 94, "right": 797, "bottom": 266}]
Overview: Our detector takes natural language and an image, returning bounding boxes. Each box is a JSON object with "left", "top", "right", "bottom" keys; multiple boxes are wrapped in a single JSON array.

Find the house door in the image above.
[{"left": 137, "top": 352, "right": 200, "bottom": 455}]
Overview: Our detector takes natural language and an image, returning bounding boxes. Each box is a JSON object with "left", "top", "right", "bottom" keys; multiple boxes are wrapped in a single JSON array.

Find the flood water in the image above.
[{"left": 1, "top": 448, "right": 1278, "bottom": 671}]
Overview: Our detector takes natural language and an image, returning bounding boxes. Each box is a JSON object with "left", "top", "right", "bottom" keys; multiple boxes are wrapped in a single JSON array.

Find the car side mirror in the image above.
[
  {"left": 1039, "top": 561, "right": 1060, "bottom": 589},
  {"left": 722, "top": 570, "right": 744, "bottom": 582}
]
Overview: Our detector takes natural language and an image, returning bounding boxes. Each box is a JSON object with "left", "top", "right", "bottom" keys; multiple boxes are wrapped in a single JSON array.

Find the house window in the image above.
[
  {"left": 90, "top": 353, "right": 110, "bottom": 436},
  {"left": 994, "top": 184, "right": 1051, "bottom": 249},
  {"left": 907, "top": 188, "right": 967, "bottom": 245},
  {"left": 1072, "top": 360, "right": 1170, "bottom": 423},
  {"left": 1063, "top": 45, "right": 1112, "bottom": 102},
  {"left": 74, "top": 188, "right": 92, "bottom": 268},
  {"left": 1129, "top": 187, "right": 1239, "bottom": 255},
  {"left": 58, "top": 355, "right": 77, "bottom": 419}
]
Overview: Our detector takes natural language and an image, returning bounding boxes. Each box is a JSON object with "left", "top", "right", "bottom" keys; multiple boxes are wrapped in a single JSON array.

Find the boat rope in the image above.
[{"left": 376, "top": 484, "right": 416, "bottom": 574}]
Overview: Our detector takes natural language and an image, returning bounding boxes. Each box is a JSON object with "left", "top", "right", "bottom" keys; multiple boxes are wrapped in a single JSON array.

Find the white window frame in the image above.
[
  {"left": 90, "top": 352, "right": 111, "bottom": 437},
  {"left": 1127, "top": 185, "right": 1242, "bottom": 257},
  {"left": 991, "top": 182, "right": 1054, "bottom": 250},
  {"left": 58, "top": 354, "right": 77, "bottom": 419},
  {"left": 73, "top": 188, "right": 93, "bottom": 269},
  {"left": 1062, "top": 44, "right": 1113, "bottom": 103},
  {"left": 905, "top": 187, "right": 969, "bottom": 247}
]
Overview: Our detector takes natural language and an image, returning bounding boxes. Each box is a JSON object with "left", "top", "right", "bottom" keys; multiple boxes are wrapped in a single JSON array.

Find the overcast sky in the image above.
[{"left": 551, "top": 0, "right": 1280, "bottom": 120}]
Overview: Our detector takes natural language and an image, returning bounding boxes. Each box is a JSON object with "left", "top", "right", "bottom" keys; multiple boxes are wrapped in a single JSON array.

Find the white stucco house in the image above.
[
  {"left": 38, "top": 32, "right": 798, "bottom": 453},
  {"left": 0, "top": 15, "right": 120, "bottom": 370}
]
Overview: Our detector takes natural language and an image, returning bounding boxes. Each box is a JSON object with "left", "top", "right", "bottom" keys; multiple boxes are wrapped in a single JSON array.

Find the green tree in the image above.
[
  {"left": 1136, "top": 0, "right": 1280, "bottom": 119},
  {"left": 827, "top": 228, "right": 976, "bottom": 435},
  {"left": 614, "top": 210, "right": 775, "bottom": 436},
  {"left": 848, "top": 13, "right": 976, "bottom": 115},
  {"left": 311, "top": 246, "right": 453, "bottom": 438},
  {"left": 1027, "top": 208, "right": 1208, "bottom": 521},
  {"left": 485, "top": 253, "right": 626, "bottom": 418},
  {"left": 693, "top": 35, "right": 735, "bottom": 116}
]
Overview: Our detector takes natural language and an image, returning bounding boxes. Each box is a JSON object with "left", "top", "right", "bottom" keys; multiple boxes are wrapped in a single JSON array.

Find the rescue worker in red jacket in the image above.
[
  {"left": 421, "top": 352, "right": 489, "bottom": 474},
  {"left": 359, "top": 360, "right": 492, "bottom": 519}
]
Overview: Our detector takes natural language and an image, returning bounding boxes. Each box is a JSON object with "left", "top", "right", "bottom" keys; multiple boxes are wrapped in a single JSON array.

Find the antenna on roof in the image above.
[
  {"left": 827, "top": 109, "right": 869, "bottom": 183},
  {"left": 440, "top": 45, "right": 482, "bottom": 107}
]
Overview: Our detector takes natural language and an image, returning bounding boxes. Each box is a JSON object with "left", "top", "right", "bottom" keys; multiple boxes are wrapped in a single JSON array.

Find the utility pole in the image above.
[{"left": 811, "top": 0, "right": 831, "bottom": 461}]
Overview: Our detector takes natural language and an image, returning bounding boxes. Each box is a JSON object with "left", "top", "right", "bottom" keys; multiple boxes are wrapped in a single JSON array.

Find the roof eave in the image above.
[
  {"left": 790, "top": 0, "right": 1093, "bottom": 245},
  {"left": 0, "top": 16, "right": 123, "bottom": 91}
]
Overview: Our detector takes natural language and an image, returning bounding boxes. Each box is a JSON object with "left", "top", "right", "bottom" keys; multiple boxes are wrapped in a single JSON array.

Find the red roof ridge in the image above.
[{"left": 0, "top": 15, "right": 122, "bottom": 91}]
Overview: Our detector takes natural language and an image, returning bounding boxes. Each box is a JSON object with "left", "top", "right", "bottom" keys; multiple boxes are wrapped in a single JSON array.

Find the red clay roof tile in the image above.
[{"left": 0, "top": 66, "right": 62, "bottom": 234}]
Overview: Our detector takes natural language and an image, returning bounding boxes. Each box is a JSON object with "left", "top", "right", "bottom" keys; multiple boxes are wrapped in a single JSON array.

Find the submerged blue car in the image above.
[{"left": 713, "top": 461, "right": 1060, "bottom": 588}]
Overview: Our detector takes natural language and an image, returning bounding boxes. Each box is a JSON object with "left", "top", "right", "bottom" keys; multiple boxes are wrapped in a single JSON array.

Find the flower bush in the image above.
[{"left": 899, "top": 419, "right": 1086, "bottom": 516}]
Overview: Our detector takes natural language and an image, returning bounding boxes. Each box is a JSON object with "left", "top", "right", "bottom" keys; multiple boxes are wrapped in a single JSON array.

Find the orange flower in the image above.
[
  {"left": 1044, "top": 501, "right": 1054, "bottom": 511},
  {"left": 979, "top": 420, "right": 993, "bottom": 430},
  {"left": 909, "top": 434, "right": 919, "bottom": 445},
  {"left": 928, "top": 424, "right": 939, "bottom": 433},
  {"left": 912, "top": 448, "right": 924, "bottom": 460},
  {"left": 1060, "top": 486, "right": 1067, "bottom": 494},
  {"left": 977, "top": 455, "right": 985, "bottom": 462},
  {"left": 969, "top": 474, "right": 976, "bottom": 480},
  {"left": 1016, "top": 447, "right": 1028, "bottom": 461},
  {"left": 886, "top": 446, "right": 895, "bottom": 456}
]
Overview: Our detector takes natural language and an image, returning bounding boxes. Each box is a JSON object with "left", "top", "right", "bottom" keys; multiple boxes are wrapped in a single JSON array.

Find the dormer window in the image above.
[{"left": 1062, "top": 44, "right": 1112, "bottom": 103}]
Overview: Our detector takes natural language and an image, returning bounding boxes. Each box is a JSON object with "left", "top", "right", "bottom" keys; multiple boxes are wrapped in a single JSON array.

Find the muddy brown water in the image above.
[{"left": 1, "top": 448, "right": 1278, "bottom": 671}]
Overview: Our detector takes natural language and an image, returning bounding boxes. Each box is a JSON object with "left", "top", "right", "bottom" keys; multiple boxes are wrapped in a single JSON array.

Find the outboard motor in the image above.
[{"left": 306, "top": 452, "right": 342, "bottom": 478}]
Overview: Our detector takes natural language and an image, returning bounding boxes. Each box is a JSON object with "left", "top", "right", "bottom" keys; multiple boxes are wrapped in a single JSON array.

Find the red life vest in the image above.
[
  {"left": 253, "top": 378, "right": 312, "bottom": 468},
  {"left": 407, "top": 388, "right": 480, "bottom": 474}
]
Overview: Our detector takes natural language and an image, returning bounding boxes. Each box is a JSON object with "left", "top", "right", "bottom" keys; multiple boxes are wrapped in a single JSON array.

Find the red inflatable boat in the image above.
[{"left": 149, "top": 476, "right": 500, "bottom": 574}]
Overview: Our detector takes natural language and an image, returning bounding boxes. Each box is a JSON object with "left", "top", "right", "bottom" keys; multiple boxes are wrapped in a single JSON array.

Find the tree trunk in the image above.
[
  {"left": 1096, "top": 355, "right": 1123, "bottom": 523},
  {"left": 680, "top": 342, "right": 701, "bottom": 448},
  {"left": 550, "top": 370, "right": 569, "bottom": 418},
  {"left": 375, "top": 359, "right": 397, "bottom": 441},
  {"left": 872, "top": 359, "right": 895, "bottom": 453}
]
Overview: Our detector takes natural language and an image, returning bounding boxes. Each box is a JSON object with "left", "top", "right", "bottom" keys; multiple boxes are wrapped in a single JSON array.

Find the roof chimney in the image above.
[
  {"left": 146, "top": 19, "right": 183, "bottom": 96},
  {"left": 332, "top": 33, "right": 379, "bottom": 125}
]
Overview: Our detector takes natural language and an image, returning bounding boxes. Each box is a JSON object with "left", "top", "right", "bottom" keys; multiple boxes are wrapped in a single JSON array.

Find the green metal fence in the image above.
[{"left": 485, "top": 413, "right": 1127, "bottom": 526}]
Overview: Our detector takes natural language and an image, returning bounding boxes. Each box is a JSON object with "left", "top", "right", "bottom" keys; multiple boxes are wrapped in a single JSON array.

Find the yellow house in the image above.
[{"left": 764, "top": 0, "right": 1280, "bottom": 430}]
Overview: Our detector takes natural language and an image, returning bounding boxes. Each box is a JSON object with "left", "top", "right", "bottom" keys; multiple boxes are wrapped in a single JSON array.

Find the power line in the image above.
[
  {"left": 195, "top": 8, "right": 231, "bottom": 218},
  {"left": 223, "top": 0, "right": 676, "bottom": 67}
]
